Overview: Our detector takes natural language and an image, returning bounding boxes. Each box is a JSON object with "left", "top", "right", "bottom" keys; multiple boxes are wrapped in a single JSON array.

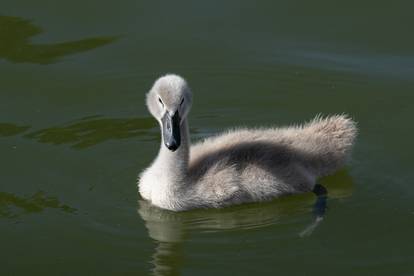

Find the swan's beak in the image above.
[{"left": 161, "top": 111, "right": 181, "bottom": 151}]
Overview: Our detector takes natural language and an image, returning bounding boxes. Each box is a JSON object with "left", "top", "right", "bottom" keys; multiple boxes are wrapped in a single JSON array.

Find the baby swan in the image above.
[{"left": 138, "top": 74, "right": 357, "bottom": 211}]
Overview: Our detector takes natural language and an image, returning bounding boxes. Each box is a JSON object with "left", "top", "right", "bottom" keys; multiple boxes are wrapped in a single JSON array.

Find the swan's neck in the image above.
[{"left": 154, "top": 119, "right": 190, "bottom": 190}]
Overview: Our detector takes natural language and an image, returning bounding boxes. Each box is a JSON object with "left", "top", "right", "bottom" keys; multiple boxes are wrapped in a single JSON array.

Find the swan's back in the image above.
[{"left": 186, "top": 115, "right": 356, "bottom": 206}]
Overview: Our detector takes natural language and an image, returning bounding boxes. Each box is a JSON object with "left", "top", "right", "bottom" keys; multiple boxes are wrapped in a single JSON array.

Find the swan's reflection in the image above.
[
  {"left": 148, "top": 241, "right": 184, "bottom": 276},
  {"left": 138, "top": 170, "right": 354, "bottom": 275}
]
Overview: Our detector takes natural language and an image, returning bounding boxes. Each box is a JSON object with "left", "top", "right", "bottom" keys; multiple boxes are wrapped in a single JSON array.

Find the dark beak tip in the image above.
[
  {"left": 165, "top": 142, "right": 179, "bottom": 152},
  {"left": 168, "top": 147, "right": 178, "bottom": 152}
]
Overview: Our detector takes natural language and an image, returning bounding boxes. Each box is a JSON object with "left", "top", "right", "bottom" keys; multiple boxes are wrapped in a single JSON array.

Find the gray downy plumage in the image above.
[{"left": 138, "top": 74, "right": 357, "bottom": 211}]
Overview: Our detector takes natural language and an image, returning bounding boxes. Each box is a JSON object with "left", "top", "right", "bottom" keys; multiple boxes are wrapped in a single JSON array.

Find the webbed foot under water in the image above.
[{"left": 138, "top": 74, "right": 357, "bottom": 211}]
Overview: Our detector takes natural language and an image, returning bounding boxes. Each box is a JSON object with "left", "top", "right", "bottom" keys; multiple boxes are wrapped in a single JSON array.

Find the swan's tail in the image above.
[{"left": 299, "top": 114, "right": 357, "bottom": 177}]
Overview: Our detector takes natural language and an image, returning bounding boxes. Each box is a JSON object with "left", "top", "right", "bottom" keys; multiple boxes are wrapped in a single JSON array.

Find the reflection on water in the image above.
[
  {"left": 0, "top": 123, "right": 30, "bottom": 137},
  {"left": 0, "top": 191, "right": 76, "bottom": 218},
  {"left": 150, "top": 242, "right": 184, "bottom": 276},
  {"left": 0, "top": 15, "right": 117, "bottom": 64},
  {"left": 25, "top": 116, "right": 158, "bottom": 149},
  {"left": 138, "top": 170, "right": 354, "bottom": 275},
  {"left": 19, "top": 115, "right": 204, "bottom": 149}
]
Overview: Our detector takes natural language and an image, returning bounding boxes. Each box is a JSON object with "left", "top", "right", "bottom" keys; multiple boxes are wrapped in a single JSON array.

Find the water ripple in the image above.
[
  {"left": 0, "top": 191, "right": 76, "bottom": 219},
  {"left": 0, "top": 15, "right": 118, "bottom": 64}
]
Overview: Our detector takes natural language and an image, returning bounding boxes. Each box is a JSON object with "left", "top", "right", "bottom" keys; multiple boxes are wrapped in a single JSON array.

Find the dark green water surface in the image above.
[{"left": 1, "top": 1, "right": 414, "bottom": 275}]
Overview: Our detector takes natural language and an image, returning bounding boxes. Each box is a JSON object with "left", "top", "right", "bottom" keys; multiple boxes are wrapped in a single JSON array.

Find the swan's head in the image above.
[{"left": 146, "top": 74, "right": 192, "bottom": 151}]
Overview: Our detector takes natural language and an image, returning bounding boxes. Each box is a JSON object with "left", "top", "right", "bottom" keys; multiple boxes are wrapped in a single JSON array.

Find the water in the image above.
[{"left": 1, "top": 1, "right": 414, "bottom": 275}]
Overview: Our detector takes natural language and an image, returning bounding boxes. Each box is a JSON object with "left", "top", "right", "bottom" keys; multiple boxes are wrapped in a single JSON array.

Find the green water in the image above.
[{"left": 1, "top": 1, "right": 414, "bottom": 275}]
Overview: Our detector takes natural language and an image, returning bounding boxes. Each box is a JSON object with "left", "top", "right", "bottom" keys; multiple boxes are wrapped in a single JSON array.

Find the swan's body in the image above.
[{"left": 138, "top": 75, "right": 357, "bottom": 211}]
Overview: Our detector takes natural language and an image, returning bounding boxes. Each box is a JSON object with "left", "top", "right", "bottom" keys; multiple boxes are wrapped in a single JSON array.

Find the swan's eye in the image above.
[
  {"left": 158, "top": 97, "right": 164, "bottom": 107},
  {"left": 180, "top": 98, "right": 184, "bottom": 106}
]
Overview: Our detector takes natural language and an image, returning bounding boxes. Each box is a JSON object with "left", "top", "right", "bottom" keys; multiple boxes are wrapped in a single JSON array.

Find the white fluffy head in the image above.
[{"left": 146, "top": 74, "right": 193, "bottom": 122}]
